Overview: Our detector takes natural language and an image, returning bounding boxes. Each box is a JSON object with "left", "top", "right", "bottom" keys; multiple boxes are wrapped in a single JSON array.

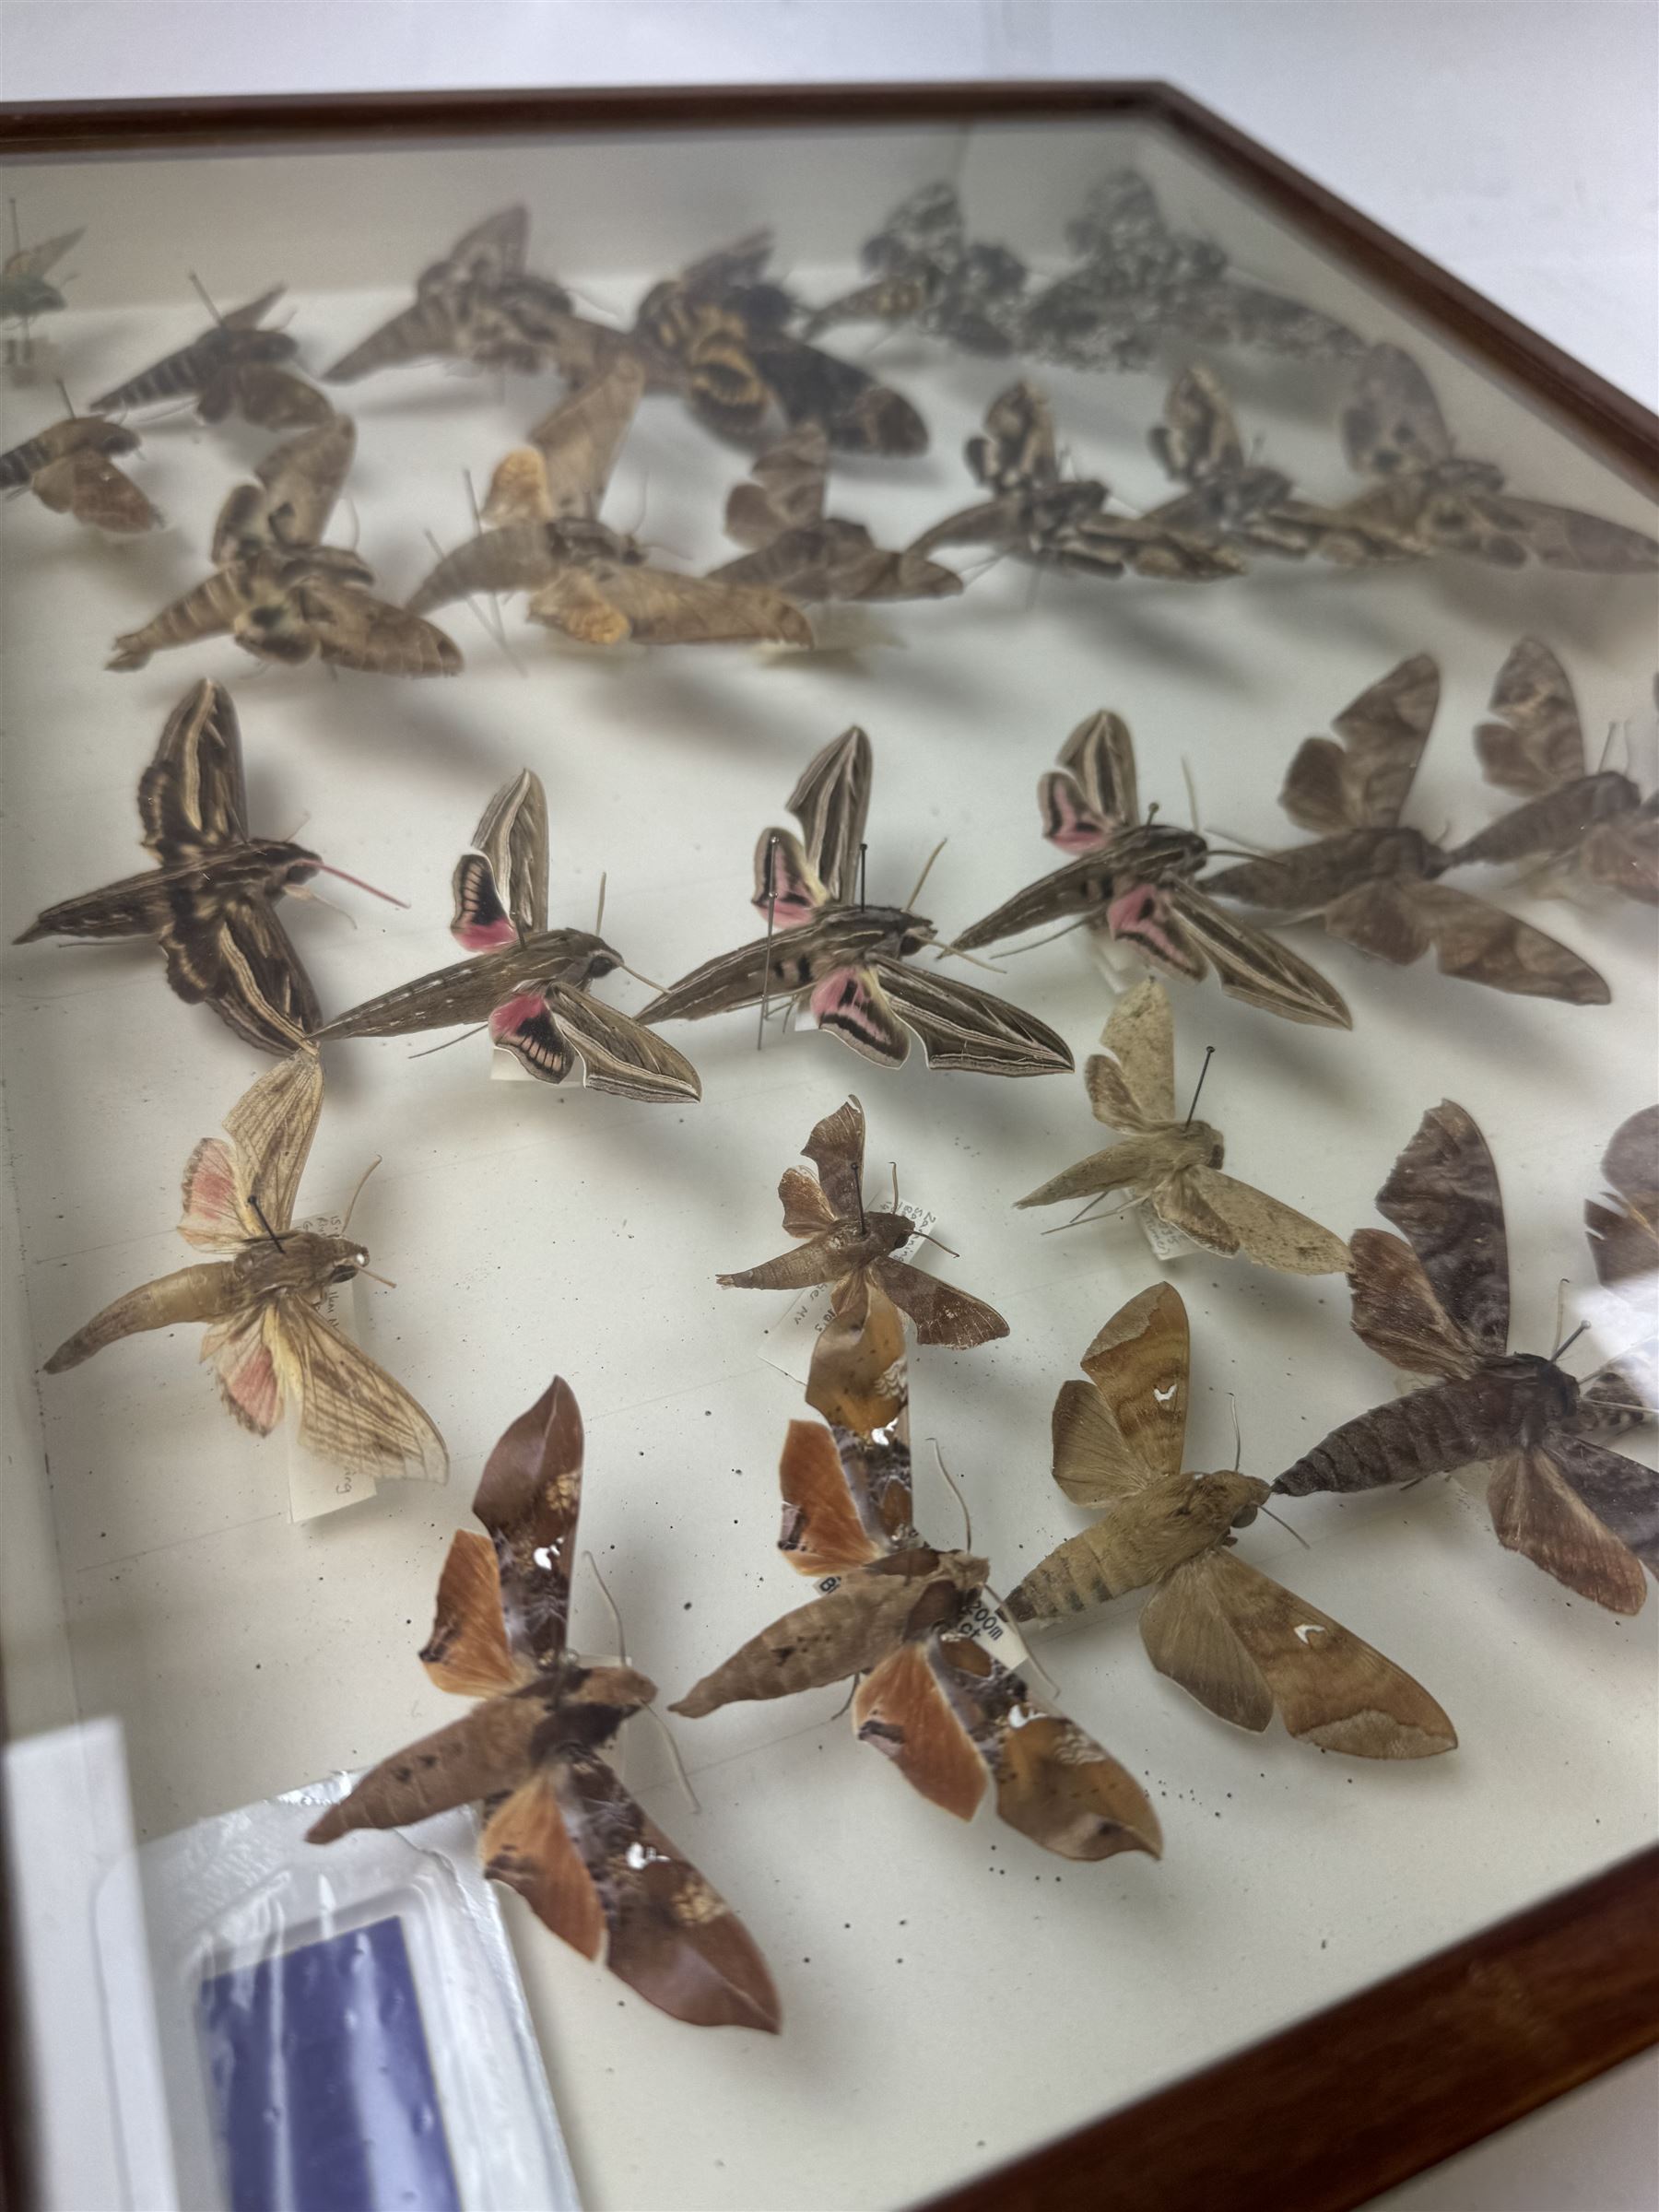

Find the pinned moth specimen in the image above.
[
  {"left": 1018, "top": 979, "right": 1351, "bottom": 1277},
  {"left": 956, "top": 709, "right": 1351, "bottom": 1029},
  {"left": 43, "top": 1049, "right": 448, "bottom": 1486},
  {"left": 1147, "top": 366, "right": 1419, "bottom": 566},
  {"left": 1005, "top": 1288, "right": 1455, "bottom": 1759},
  {"left": 324, "top": 206, "right": 578, "bottom": 382},
  {"left": 672, "top": 1296, "right": 1162, "bottom": 1864},
  {"left": 1584, "top": 1106, "right": 1658, "bottom": 1305},
  {"left": 91, "top": 282, "right": 332, "bottom": 429},
  {"left": 908, "top": 382, "right": 1246, "bottom": 583},
  {"left": 406, "top": 354, "right": 810, "bottom": 648},
  {"left": 316, "top": 768, "right": 700, "bottom": 1101},
  {"left": 1205, "top": 657, "right": 1609, "bottom": 1005},
  {"left": 709, "top": 428, "right": 962, "bottom": 605},
  {"left": 1277, "top": 1101, "right": 1658, "bottom": 1614},
  {"left": 800, "top": 182, "right": 1030, "bottom": 358},
  {"left": 641, "top": 724, "right": 1073, "bottom": 1077},
  {"left": 110, "top": 416, "right": 461, "bottom": 676},
  {"left": 309, "top": 1378, "right": 781, "bottom": 2031},
  {"left": 1444, "top": 638, "right": 1657, "bottom": 904},
  {"left": 1320, "top": 346, "right": 1659, "bottom": 573},
  {"left": 1021, "top": 169, "right": 1363, "bottom": 372},
  {"left": 717, "top": 1095, "right": 1007, "bottom": 1349},
  {"left": 0, "top": 410, "right": 158, "bottom": 533},
  {"left": 16, "top": 677, "right": 401, "bottom": 1053},
  {"left": 0, "top": 218, "right": 84, "bottom": 339},
  {"left": 626, "top": 229, "right": 929, "bottom": 457}
]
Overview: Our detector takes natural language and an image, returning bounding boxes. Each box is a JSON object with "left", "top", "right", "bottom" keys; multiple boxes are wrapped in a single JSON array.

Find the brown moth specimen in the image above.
[
  {"left": 316, "top": 768, "right": 700, "bottom": 1101},
  {"left": 1445, "top": 637, "right": 1658, "bottom": 905},
  {"left": 1, "top": 219, "right": 85, "bottom": 356},
  {"left": 1319, "top": 346, "right": 1659, "bottom": 573},
  {"left": 641, "top": 724, "right": 1073, "bottom": 1076},
  {"left": 1205, "top": 656, "right": 1609, "bottom": 1005},
  {"left": 1584, "top": 1106, "right": 1659, "bottom": 1305},
  {"left": 324, "top": 206, "right": 579, "bottom": 383},
  {"left": 1018, "top": 979, "right": 1350, "bottom": 1276},
  {"left": 92, "top": 283, "right": 331, "bottom": 429},
  {"left": 110, "top": 416, "right": 460, "bottom": 677},
  {"left": 909, "top": 381, "right": 1246, "bottom": 583},
  {"left": 42, "top": 1049, "right": 447, "bottom": 1485},
  {"left": 0, "top": 411, "right": 158, "bottom": 533},
  {"left": 406, "top": 353, "right": 810, "bottom": 648},
  {"left": 16, "top": 677, "right": 400, "bottom": 1053},
  {"left": 673, "top": 1293, "right": 1161, "bottom": 1864},
  {"left": 710, "top": 428, "right": 963, "bottom": 605},
  {"left": 717, "top": 1095, "right": 1007, "bottom": 1349},
  {"left": 1277, "top": 1101, "right": 1659, "bottom": 1614},
  {"left": 1005, "top": 1287, "right": 1455, "bottom": 1759},
  {"left": 310, "top": 1379, "right": 781, "bottom": 2031},
  {"left": 1020, "top": 169, "right": 1364, "bottom": 371},
  {"left": 626, "top": 229, "right": 929, "bottom": 457},
  {"left": 799, "top": 182, "right": 1030, "bottom": 358},
  {"left": 955, "top": 708, "right": 1351, "bottom": 1028}
]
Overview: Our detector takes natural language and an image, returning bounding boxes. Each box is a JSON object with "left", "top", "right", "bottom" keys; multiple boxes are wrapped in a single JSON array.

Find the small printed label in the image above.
[
  {"left": 1139, "top": 1204, "right": 1199, "bottom": 1262},
  {"left": 757, "top": 1204, "right": 937, "bottom": 1387},
  {"left": 963, "top": 1594, "right": 1030, "bottom": 1672},
  {"left": 816, "top": 1574, "right": 842, "bottom": 1596},
  {"left": 287, "top": 1211, "right": 378, "bottom": 1524}
]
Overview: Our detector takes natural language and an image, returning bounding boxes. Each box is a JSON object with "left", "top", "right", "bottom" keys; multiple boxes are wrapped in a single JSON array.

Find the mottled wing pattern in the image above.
[
  {"left": 1281, "top": 654, "right": 1441, "bottom": 833},
  {"left": 159, "top": 894, "right": 320, "bottom": 1054},
  {"left": 801, "top": 1094, "right": 866, "bottom": 1218},
  {"left": 1487, "top": 1443, "right": 1653, "bottom": 1616},
  {"left": 1474, "top": 636, "right": 1586, "bottom": 795},
  {"left": 1374, "top": 1100, "right": 1511, "bottom": 1356},
  {"left": 1150, "top": 364, "right": 1242, "bottom": 483},
  {"left": 1345, "top": 1228, "right": 1484, "bottom": 1382},
  {"left": 1098, "top": 976, "right": 1176, "bottom": 1123},
  {"left": 522, "top": 352, "right": 645, "bottom": 520},
  {"left": 1078, "top": 1283, "right": 1191, "bottom": 1481},
  {"left": 419, "top": 1530, "right": 529, "bottom": 1698},
  {"left": 724, "top": 428, "right": 830, "bottom": 546},
  {"left": 471, "top": 1375, "right": 585, "bottom": 1667},
  {"left": 1342, "top": 346, "right": 1455, "bottom": 477}
]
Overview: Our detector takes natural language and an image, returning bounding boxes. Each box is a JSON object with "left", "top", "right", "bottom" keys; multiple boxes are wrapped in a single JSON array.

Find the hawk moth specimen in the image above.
[
  {"left": 717, "top": 1095, "right": 1008, "bottom": 1349},
  {"left": 1276, "top": 1101, "right": 1659, "bottom": 1614},
  {"left": 673, "top": 1286, "right": 1162, "bottom": 1863},
  {"left": 310, "top": 1378, "right": 782, "bottom": 2031},
  {"left": 1584, "top": 1106, "right": 1658, "bottom": 1303},
  {"left": 110, "top": 415, "right": 462, "bottom": 676},
  {"left": 0, "top": 410, "right": 158, "bottom": 534},
  {"left": 43, "top": 1049, "right": 448, "bottom": 1486},
  {"left": 406, "top": 353, "right": 811, "bottom": 648},
  {"left": 0, "top": 218, "right": 84, "bottom": 339},
  {"left": 16, "top": 677, "right": 400, "bottom": 1053},
  {"left": 1020, "top": 169, "right": 1365, "bottom": 372},
  {"left": 324, "top": 206, "right": 579, "bottom": 382},
  {"left": 316, "top": 768, "right": 700, "bottom": 1101},
  {"left": 799, "top": 181, "right": 1031, "bottom": 358},
  {"left": 1018, "top": 980, "right": 1351, "bottom": 1277},
  {"left": 956, "top": 708, "right": 1352, "bottom": 1029},
  {"left": 1444, "top": 638, "right": 1657, "bottom": 905},
  {"left": 92, "top": 282, "right": 332, "bottom": 429},
  {"left": 710, "top": 427, "right": 962, "bottom": 605},
  {"left": 1318, "top": 346, "right": 1659, "bottom": 572},
  {"left": 641, "top": 724, "right": 1074, "bottom": 1077},
  {"left": 908, "top": 382, "right": 1247, "bottom": 583},
  {"left": 1204, "top": 656, "right": 1610, "bottom": 1005},
  {"left": 1005, "top": 1286, "right": 1456, "bottom": 1759}
]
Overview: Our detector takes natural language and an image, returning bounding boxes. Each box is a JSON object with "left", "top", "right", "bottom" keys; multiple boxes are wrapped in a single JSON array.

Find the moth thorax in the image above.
[
  {"left": 1370, "top": 826, "right": 1441, "bottom": 879},
  {"left": 1181, "top": 1117, "right": 1225, "bottom": 1170},
  {"left": 1190, "top": 1469, "right": 1271, "bottom": 1530},
  {"left": 271, "top": 846, "right": 324, "bottom": 892},
  {"left": 572, "top": 935, "right": 622, "bottom": 988},
  {"left": 1504, "top": 1354, "right": 1581, "bottom": 1439},
  {"left": 302, "top": 547, "right": 376, "bottom": 588},
  {"left": 562, "top": 1661, "right": 657, "bottom": 1730},
  {"left": 240, "top": 331, "right": 298, "bottom": 364},
  {"left": 864, "top": 1209, "right": 913, "bottom": 1258},
  {"left": 1579, "top": 771, "right": 1643, "bottom": 824},
  {"left": 887, "top": 909, "right": 935, "bottom": 958}
]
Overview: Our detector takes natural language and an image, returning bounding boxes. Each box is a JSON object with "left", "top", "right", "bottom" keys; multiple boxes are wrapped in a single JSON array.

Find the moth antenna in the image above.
[
  {"left": 1550, "top": 1319, "right": 1591, "bottom": 1364},
  {"left": 594, "top": 871, "right": 607, "bottom": 935},
  {"left": 1552, "top": 1277, "right": 1569, "bottom": 1357},
  {"left": 339, "top": 1156, "right": 382, "bottom": 1233},
  {"left": 932, "top": 941, "right": 1008, "bottom": 976},
  {"left": 756, "top": 833, "right": 780, "bottom": 1053},
  {"left": 186, "top": 271, "right": 223, "bottom": 324},
  {"left": 315, "top": 862, "right": 407, "bottom": 909},
  {"left": 830, "top": 1674, "right": 862, "bottom": 1721},
  {"left": 423, "top": 525, "right": 523, "bottom": 672},
  {"left": 1182, "top": 755, "right": 1201, "bottom": 834},
  {"left": 288, "top": 882, "right": 359, "bottom": 928},
  {"left": 406, "top": 1023, "right": 492, "bottom": 1058},
  {"left": 341, "top": 492, "right": 361, "bottom": 557},
  {"left": 582, "top": 1548, "right": 629, "bottom": 1665},
  {"left": 617, "top": 960, "right": 667, "bottom": 993},
  {"left": 1228, "top": 1393, "right": 1243, "bottom": 1473},
  {"left": 889, "top": 1160, "right": 900, "bottom": 1212},
  {"left": 858, "top": 841, "right": 868, "bottom": 910},
  {"left": 996, "top": 914, "right": 1098, "bottom": 956},
  {"left": 1041, "top": 1192, "right": 1135, "bottom": 1236},
  {"left": 637, "top": 1702, "right": 701, "bottom": 1815},
  {"left": 927, "top": 1439, "right": 971, "bottom": 1551},
  {"left": 1258, "top": 1503, "right": 1311, "bottom": 1551},
  {"left": 903, "top": 837, "right": 948, "bottom": 912},
  {"left": 56, "top": 378, "right": 76, "bottom": 418},
  {"left": 358, "top": 1267, "right": 398, "bottom": 1289},
  {"left": 248, "top": 1194, "right": 286, "bottom": 1251},
  {"left": 909, "top": 1226, "right": 961, "bottom": 1259},
  {"left": 1202, "top": 844, "right": 1278, "bottom": 864},
  {"left": 856, "top": 1178, "right": 867, "bottom": 1234},
  {"left": 1597, "top": 719, "right": 1618, "bottom": 772},
  {"left": 1183, "top": 1044, "right": 1216, "bottom": 1126}
]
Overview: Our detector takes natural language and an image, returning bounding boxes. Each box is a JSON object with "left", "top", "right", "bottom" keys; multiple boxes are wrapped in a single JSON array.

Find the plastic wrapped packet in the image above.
[{"left": 112, "top": 1773, "right": 580, "bottom": 2212}]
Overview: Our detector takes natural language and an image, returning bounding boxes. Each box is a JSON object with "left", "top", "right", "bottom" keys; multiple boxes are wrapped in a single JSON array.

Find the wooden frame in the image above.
[{"left": 1, "top": 77, "right": 1654, "bottom": 2212}]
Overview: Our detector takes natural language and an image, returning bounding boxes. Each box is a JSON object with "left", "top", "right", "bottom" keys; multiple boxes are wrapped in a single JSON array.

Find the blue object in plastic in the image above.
[{"left": 198, "top": 1914, "right": 463, "bottom": 2212}]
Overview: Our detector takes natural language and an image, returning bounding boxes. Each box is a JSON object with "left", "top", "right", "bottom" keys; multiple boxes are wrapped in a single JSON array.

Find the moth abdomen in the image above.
[{"left": 1276, "top": 1363, "right": 1575, "bottom": 1496}]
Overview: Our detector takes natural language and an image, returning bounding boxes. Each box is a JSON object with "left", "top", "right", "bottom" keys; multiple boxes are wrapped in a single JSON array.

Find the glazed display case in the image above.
[{"left": 1, "top": 83, "right": 1654, "bottom": 2212}]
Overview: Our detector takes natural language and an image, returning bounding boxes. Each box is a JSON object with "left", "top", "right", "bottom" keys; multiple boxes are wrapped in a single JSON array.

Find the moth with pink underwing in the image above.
[
  {"left": 309, "top": 1378, "right": 781, "bottom": 2031},
  {"left": 1277, "top": 1100, "right": 1659, "bottom": 1613},
  {"left": 42, "top": 1049, "right": 447, "bottom": 1487},
  {"left": 315, "top": 769, "right": 700, "bottom": 1102},
  {"left": 641, "top": 725, "right": 1073, "bottom": 1077},
  {"left": 955, "top": 709, "right": 1352, "bottom": 1029},
  {"left": 673, "top": 1286, "right": 1161, "bottom": 1864},
  {"left": 1443, "top": 638, "right": 1658, "bottom": 905}
]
